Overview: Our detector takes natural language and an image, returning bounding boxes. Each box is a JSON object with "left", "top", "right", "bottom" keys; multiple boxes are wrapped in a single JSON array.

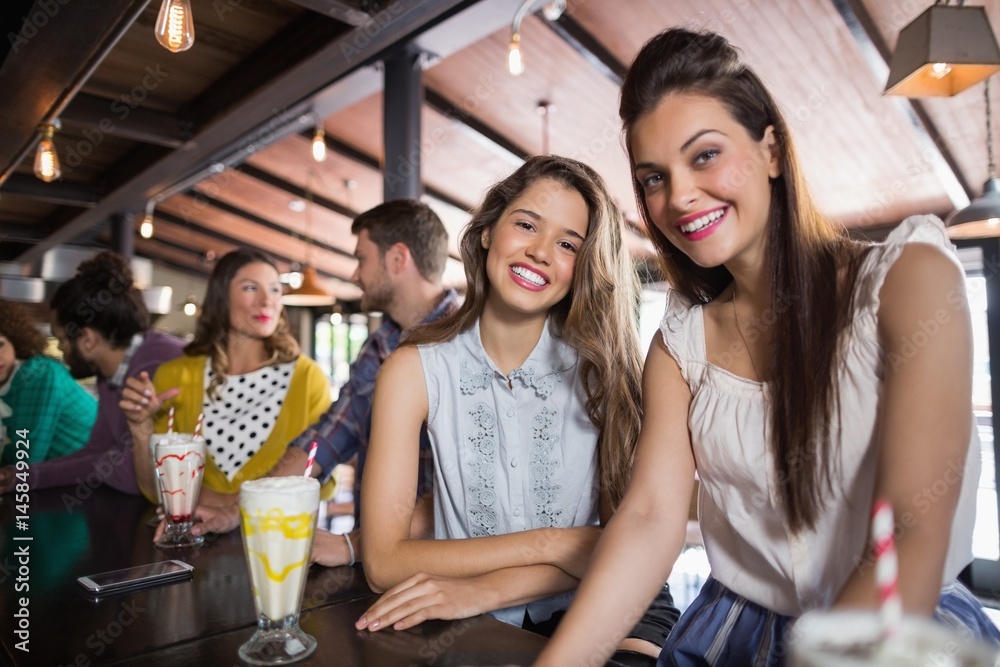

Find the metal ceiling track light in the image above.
[
  {"left": 884, "top": 1, "right": 1000, "bottom": 97},
  {"left": 947, "top": 78, "right": 1000, "bottom": 237},
  {"left": 155, "top": 0, "right": 195, "bottom": 53},
  {"left": 507, "top": 0, "right": 567, "bottom": 76}
]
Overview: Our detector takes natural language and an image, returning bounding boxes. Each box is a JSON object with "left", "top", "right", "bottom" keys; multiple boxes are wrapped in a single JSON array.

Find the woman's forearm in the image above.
[
  {"left": 363, "top": 525, "right": 598, "bottom": 593},
  {"left": 474, "top": 564, "right": 579, "bottom": 610},
  {"left": 534, "top": 504, "right": 684, "bottom": 666}
]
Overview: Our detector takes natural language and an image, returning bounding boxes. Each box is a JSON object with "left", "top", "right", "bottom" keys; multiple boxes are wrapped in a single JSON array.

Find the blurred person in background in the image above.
[
  {"left": 0, "top": 299, "right": 96, "bottom": 488},
  {"left": 0, "top": 252, "right": 184, "bottom": 494}
]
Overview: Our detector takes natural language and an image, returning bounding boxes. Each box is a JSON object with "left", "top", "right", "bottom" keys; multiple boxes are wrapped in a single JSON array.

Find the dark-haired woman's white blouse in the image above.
[{"left": 659, "top": 215, "right": 980, "bottom": 616}]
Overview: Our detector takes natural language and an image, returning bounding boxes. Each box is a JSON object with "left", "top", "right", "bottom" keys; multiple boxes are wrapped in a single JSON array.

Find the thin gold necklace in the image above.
[{"left": 731, "top": 289, "right": 762, "bottom": 382}]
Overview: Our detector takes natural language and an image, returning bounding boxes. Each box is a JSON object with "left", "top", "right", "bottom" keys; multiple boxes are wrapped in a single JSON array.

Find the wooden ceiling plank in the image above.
[
  {"left": 0, "top": 0, "right": 151, "bottom": 182},
  {"left": 15, "top": 0, "right": 476, "bottom": 266},
  {"left": 60, "top": 93, "right": 194, "bottom": 149}
]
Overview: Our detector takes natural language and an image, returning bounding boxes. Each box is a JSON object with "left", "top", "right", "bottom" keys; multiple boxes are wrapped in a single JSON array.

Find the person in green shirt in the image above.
[{"left": 0, "top": 299, "right": 96, "bottom": 465}]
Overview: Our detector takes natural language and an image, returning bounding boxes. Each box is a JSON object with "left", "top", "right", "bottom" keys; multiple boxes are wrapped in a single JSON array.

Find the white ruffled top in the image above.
[{"left": 659, "top": 215, "right": 980, "bottom": 615}]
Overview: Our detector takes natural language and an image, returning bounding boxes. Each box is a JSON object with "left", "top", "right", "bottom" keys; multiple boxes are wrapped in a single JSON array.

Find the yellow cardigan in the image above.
[{"left": 151, "top": 354, "right": 332, "bottom": 497}]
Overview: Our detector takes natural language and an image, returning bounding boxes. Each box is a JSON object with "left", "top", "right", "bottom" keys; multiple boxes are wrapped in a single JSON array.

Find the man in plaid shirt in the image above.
[{"left": 190, "top": 200, "right": 456, "bottom": 567}]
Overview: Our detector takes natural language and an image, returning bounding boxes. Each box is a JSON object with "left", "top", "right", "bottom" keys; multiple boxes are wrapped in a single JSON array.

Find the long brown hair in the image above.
[
  {"left": 185, "top": 248, "right": 299, "bottom": 399},
  {"left": 620, "top": 28, "right": 872, "bottom": 532},
  {"left": 406, "top": 155, "right": 643, "bottom": 507}
]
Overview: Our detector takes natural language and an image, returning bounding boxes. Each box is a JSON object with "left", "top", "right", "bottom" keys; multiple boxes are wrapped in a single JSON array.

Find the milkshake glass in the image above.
[
  {"left": 789, "top": 610, "right": 999, "bottom": 666},
  {"left": 153, "top": 434, "right": 207, "bottom": 549},
  {"left": 238, "top": 476, "right": 320, "bottom": 666}
]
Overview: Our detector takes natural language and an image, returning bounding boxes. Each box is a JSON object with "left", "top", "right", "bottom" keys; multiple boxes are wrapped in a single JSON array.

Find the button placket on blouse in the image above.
[{"left": 499, "top": 373, "right": 527, "bottom": 531}]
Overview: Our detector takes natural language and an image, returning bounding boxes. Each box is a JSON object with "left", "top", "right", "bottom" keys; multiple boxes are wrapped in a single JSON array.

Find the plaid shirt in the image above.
[{"left": 290, "top": 290, "right": 458, "bottom": 510}]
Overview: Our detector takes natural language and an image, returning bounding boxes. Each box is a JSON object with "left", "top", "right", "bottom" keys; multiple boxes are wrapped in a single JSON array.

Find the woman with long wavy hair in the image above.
[
  {"left": 534, "top": 28, "right": 999, "bottom": 666},
  {"left": 355, "top": 156, "right": 678, "bottom": 660},
  {"left": 121, "top": 248, "right": 330, "bottom": 501}
]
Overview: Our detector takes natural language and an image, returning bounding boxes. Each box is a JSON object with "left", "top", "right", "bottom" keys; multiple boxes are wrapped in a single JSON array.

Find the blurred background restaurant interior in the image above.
[{"left": 2, "top": 0, "right": 1000, "bottom": 607}]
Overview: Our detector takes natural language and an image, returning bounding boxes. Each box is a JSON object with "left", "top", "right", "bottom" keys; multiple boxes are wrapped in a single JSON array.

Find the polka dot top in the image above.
[{"left": 200, "top": 361, "right": 295, "bottom": 481}]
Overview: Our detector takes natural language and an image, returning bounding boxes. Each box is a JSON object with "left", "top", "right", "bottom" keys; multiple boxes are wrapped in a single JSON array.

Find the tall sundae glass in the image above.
[
  {"left": 238, "top": 476, "right": 320, "bottom": 665},
  {"left": 153, "top": 433, "right": 207, "bottom": 549}
]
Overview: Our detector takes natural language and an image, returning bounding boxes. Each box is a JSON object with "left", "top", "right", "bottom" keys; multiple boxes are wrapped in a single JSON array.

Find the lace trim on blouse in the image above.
[{"left": 465, "top": 402, "right": 499, "bottom": 536}]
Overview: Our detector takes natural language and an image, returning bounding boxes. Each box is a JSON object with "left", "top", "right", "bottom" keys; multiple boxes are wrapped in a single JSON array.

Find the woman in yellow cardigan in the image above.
[{"left": 121, "top": 248, "right": 331, "bottom": 502}]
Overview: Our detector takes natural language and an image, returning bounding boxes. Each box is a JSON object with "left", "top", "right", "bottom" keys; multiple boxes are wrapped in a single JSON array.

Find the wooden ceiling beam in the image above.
[
  {"left": 15, "top": 0, "right": 478, "bottom": 266},
  {"left": 544, "top": 11, "right": 625, "bottom": 86},
  {"left": 135, "top": 236, "right": 214, "bottom": 276},
  {"left": 60, "top": 93, "right": 194, "bottom": 149},
  {"left": 0, "top": 222, "right": 48, "bottom": 245},
  {"left": 0, "top": 174, "right": 103, "bottom": 208},
  {"left": 830, "top": 0, "right": 972, "bottom": 208},
  {"left": 180, "top": 190, "right": 355, "bottom": 260},
  {"left": 322, "top": 134, "right": 473, "bottom": 213},
  {"left": 236, "top": 163, "right": 361, "bottom": 220},
  {"left": 424, "top": 87, "right": 531, "bottom": 161},
  {"left": 182, "top": 11, "right": 347, "bottom": 128},
  {"left": 153, "top": 211, "right": 350, "bottom": 282},
  {"left": 0, "top": 0, "right": 151, "bottom": 183},
  {"left": 281, "top": 0, "right": 373, "bottom": 26}
]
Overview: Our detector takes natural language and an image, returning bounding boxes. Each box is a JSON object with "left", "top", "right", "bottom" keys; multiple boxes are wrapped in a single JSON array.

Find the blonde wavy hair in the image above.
[{"left": 405, "top": 155, "right": 643, "bottom": 507}]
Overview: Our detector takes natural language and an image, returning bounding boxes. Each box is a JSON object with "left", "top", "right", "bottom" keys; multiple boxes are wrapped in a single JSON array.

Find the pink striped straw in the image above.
[
  {"left": 871, "top": 498, "right": 902, "bottom": 638},
  {"left": 167, "top": 405, "right": 175, "bottom": 434},
  {"left": 194, "top": 412, "right": 203, "bottom": 438},
  {"left": 303, "top": 441, "right": 318, "bottom": 478}
]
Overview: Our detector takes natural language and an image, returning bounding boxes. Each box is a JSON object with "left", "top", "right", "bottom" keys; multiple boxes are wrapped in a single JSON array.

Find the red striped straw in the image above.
[
  {"left": 871, "top": 498, "right": 902, "bottom": 638},
  {"left": 303, "top": 440, "right": 318, "bottom": 478},
  {"left": 167, "top": 405, "right": 175, "bottom": 434},
  {"left": 194, "top": 412, "right": 203, "bottom": 438}
]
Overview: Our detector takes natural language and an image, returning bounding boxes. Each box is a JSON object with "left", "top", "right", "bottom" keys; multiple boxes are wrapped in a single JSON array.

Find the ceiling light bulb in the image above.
[
  {"left": 312, "top": 127, "right": 327, "bottom": 163},
  {"left": 929, "top": 62, "right": 952, "bottom": 79},
  {"left": 183, "top": 299, "right": 197, "bottom": 316},
  {"left": 140, "top": 214, "right": 154, "bottom": 239},
  {"left": 508, "top": 34, "right": 524, "bottom": 76},
  {"left": 155, "top": 0, "right": 195, "bottom": 53},
  {"left": 33, "top": 125, "right": 61, "bottom": 182}
]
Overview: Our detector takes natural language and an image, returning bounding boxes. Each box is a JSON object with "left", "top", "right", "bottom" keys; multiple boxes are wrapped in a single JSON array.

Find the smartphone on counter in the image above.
[{"left": 77, "top": 560, "right": 194, "bottom": 596}]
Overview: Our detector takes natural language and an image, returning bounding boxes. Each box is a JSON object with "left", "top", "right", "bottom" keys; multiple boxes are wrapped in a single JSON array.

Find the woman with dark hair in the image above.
[
  {"left": 0, "top": 299, "right": 95, "bottom": 468},
  {"left": 121, "top": 248, "right": 331, "bottom": 500},
  {"left": 533, "top": 28, "right": 998, "bottom": 666},
  {"left": 356, "top": 156, "right": 678, "bottom": 660}
]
